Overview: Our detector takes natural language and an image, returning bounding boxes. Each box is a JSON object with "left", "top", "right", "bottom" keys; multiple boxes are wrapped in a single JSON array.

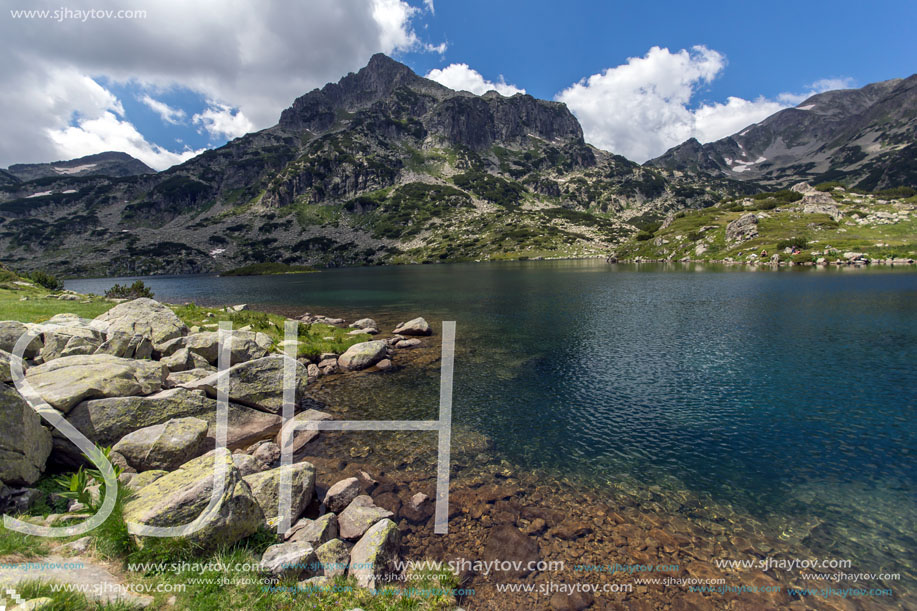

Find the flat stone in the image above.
[
  {"left": 113, "top": 417, "right": 209, "bottom": 472},
  {"left": 25, "top": 354, "right": 167, "bottom": 413}
]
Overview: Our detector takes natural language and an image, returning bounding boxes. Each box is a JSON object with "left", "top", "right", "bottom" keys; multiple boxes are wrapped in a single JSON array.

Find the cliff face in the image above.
[{"left": 648, "top": 75, "right": 917, "bottom": 190}]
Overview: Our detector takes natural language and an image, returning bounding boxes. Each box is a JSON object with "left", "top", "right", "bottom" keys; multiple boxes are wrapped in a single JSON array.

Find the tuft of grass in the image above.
[
  {"left": 0, "top": 520, "right": 51, "bottom": 558},
  {"left": 15, "top": 579, "right": 145, "bottom": 610}
]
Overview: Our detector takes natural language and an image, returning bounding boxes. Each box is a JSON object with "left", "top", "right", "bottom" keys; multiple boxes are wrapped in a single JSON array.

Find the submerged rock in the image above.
[{"left": 323, "top": 477, "right": 361, "bottom": 513}]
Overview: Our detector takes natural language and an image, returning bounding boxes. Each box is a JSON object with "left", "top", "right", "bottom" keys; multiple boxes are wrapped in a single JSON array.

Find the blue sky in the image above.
[{"left": 1, "top": 0, "right": 914, "bottom": 169}]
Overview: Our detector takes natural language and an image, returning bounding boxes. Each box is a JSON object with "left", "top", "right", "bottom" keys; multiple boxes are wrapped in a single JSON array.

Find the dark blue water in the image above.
[{"left": 68, "top": 261, "right": 917, "bottom": 566}]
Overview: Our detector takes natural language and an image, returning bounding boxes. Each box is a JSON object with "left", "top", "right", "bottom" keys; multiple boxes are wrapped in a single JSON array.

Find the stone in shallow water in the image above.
[
  {"left": 392, "top": 317, "right": 432, "bottom": 336},
  {"left": 323, "top": 477, "right": 361, "bottom": 513},
  {"left": 483, "top": 525, "right": 539, "bottom": 578},
  {"left": 337, "top": 341, "right": 388, "bottom": 371}
]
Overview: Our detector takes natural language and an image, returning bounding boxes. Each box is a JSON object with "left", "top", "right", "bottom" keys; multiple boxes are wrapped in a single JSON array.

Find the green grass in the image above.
[
  {"left": 12, "top": 580, "right": 143, "bottom": 610},
  {"left": 0, "top": 520, "right": 51, "bottom": 558},
  {"left": 170, "top": 303, "right": 368, "bottom": 360},
  {"left": 220, "top": 263, "right": 317, "bottom": 276},
  {"left": 615, "top": 188, "right": 917, "bottom": 262},
  {"left": 0, "top": 285, "right": 114, "bottom": 323}
]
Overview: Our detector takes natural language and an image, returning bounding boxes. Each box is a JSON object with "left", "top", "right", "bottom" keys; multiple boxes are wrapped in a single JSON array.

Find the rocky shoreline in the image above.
[{"left": 0, "top": 297, "right": 444, "bottom": 605}]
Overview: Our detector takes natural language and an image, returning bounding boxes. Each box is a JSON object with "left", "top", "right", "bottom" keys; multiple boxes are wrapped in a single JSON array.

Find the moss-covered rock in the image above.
[
  {"left": 243, "top": 462, "right": 315, "bottom": 522},
  {"left": 124, "top": 451, "right": 264, "bottom": 549}
]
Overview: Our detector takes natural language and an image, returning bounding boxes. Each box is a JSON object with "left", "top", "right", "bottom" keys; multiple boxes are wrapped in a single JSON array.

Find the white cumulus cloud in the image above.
[
  {"left": 139, "top": 94, "right": 186, "bottom": 124},
  {"left": 556, "top": 45, "right": 853, "bottom": 162},
  {"left": 192, "top": 103, "right": 255, "bottom": 140},
  {"left": 0, "top": 0, "right": 443, "bottom": 170},
  {"left": 425, "top": 63, "right": 525, "bottom": 96}
]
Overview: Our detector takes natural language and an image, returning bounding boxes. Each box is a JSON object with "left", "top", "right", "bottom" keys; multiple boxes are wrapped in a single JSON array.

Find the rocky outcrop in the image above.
[
  {"left": 258, "top": 541, "right": 316, "bottom": 579},
  {"left": 160, "top": 331, "right": 272, "bottom": 365},
  {"left": 90, "top": 298, "right": 188, "bottom": 351},
  {"left": 242, "top": 462, "right": 315, "bottom": 522},
  {"left": 25, "top": 354, "right": 167, "bottom": 412},
  {"left": 66, "top": 387, "right": 281, "bottom": 450},
  {"left": 725, "top": 213, "right": 759, "bottom": 244},
  {"left": 123, "top": 451, "right": 264, "bottom": 549},
  {"left": 0, "top": 383, "right": 52, "bottom": 485},
  {"left": 337, "top": 340, "right": 388, "bottom": 371},
  {"left": 112, "top": 417, "right": 209, "bottom": 472},
  {"left": 0, "top": 321, "right": 42, "bottom": 358}
]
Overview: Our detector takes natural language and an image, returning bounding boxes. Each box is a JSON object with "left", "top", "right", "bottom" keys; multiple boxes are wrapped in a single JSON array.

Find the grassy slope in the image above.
[{"left": 615, "top": 190, "right": 917, "bottom": 262}]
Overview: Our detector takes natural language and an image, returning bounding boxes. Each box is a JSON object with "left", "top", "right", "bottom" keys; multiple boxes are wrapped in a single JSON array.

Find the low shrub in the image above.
[
  {"left": 105, "top": 280, "right": 154, "bottom": 299},
  {"left": 777, "top": 237, "right": 808, "bottom": 250},
  {"left": 27, "top": 270, "right": 63, "bottom": 291}
]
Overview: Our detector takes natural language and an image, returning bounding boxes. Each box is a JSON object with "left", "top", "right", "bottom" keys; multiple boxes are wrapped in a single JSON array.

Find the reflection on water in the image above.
[{"left": 67, "top": 261, "right": 917, "bottom": 602}]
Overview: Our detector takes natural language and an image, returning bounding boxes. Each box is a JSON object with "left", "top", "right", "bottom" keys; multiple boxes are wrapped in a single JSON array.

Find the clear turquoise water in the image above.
[{"left": 68, "top": 261, "right": 917, "bottom": 577}]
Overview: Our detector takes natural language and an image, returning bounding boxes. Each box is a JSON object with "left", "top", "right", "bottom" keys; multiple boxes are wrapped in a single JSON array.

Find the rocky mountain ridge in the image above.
[
  {"left": 648, "top": 75, "right": 917, "bottom": 190},
  {"left": 4, "top": 151, "right": 155, "bottom": 182},
  {"left": 0, "top": 55, "right": 912, "bottom": 278}
]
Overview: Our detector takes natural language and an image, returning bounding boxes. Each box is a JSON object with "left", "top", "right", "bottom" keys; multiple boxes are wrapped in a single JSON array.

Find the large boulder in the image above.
[
  {"left": 113, "top": 417, "right": 209, "bottom": 472},
  {"left": 392, "top": 317, "right": 432, "bottom": 336},
  {"left": 725, "top": 213, "right": 759, "bottom": 244},
  {"left": 242, "top": 462, "right": 315, "bottom": 522},
  {"left": 160, "top": 331, "right": 272, "bottom": 365},
  {"left": 91, "top": 298, "right": 188, "bottom": 351},
  {"left": 94, "top": 331, "right": 154, "bottom": 360},
  {"left": 25, "top": 354, "right": 167, "bottom": 413},
  {"left": 337, "top": 341, "right": 388, "bottom": 371},
  {"left": 123, "top": 451, "right": 264, "bottom": 549},
  {"left": 801, "top": 194, "right": 842, "bottom": 221},
  {"left": 0, "top": 320, "right": 42, "bottom": 358},
  {"left": 39, "top": 324, "right": 105, "bottom": 361},
  {"left": 349, "top": 518, "right": 400, "bottom": 589},
  {"left": 275, "top": 409, "right": 333, "bottom": 455},
  {"left": 349, "top": 318, "right": 377, "bottom": 330},
  {"left": 338, "top": 495, "right": 394, "bottom": 540},
  {"left": 0, "top": 383, "right": 52, "bottom": 485},
  {"left": 66, "top": 388, "right": 281, "bottom": 449},
  {"left": 180, "top": 356, "right": 309, "bottom": 414}
]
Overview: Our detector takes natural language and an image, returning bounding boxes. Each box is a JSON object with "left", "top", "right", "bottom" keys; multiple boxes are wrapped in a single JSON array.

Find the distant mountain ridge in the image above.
[
  {"left": 648, "top": 75, "right": 917, "bottom": 190},
  {"left": 5, "top": 151, "right": 155, "bottom": 181},
  {"left": 0, "top": 56, "right": 913, "bottom": 278}
]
